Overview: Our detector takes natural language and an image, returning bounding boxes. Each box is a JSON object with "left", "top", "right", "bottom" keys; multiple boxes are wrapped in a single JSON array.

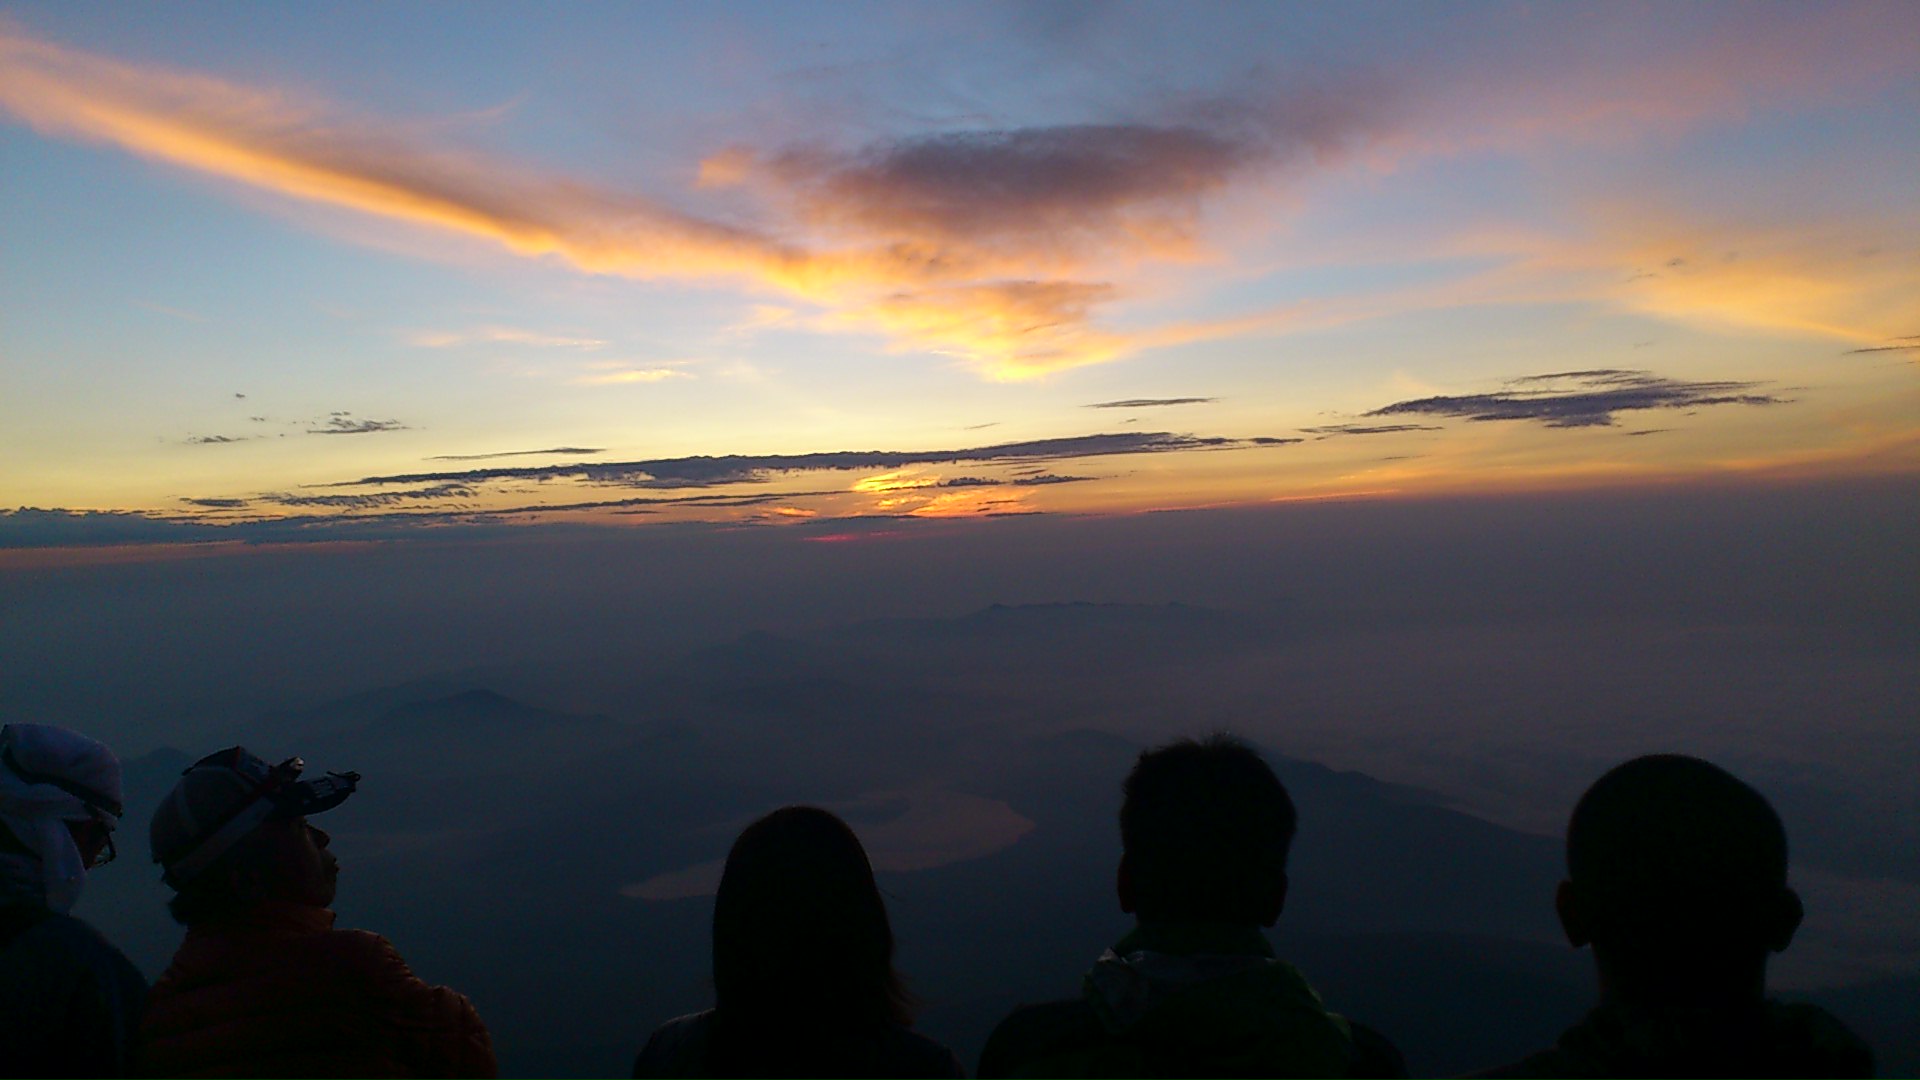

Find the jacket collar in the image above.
[
  {"left": 1111, "top": 921, "right": 1274, "bottom": 959},
  {"left": 196, "top": 900, "right": 336, "bottom": 936}
]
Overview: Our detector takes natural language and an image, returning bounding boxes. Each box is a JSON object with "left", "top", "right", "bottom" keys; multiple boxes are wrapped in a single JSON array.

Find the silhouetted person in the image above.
[
  {"left": 0, "top": 723, "right": 147, "bottom": 1077},
  {"left": 632, "top": 805, "right": 963, "bottom": 1078},
  {"left": 978, "top": 734, "right": 1405, "bottom": 1078},
  {"left": 1476, "top": 754, "right": 1873, "bottom": 1077},
  {"left": 137, "top": 747, "right": 496, "bottom": 1078}
]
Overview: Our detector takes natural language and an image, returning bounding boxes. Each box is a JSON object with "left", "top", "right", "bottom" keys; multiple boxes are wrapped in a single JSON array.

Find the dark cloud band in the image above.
[
  {"left": 309, "top": 415, "right": 408, "bottom": 435},
  {"left": 1087, "top": 398, "right": 1217, "bottom": 409},
  {"left": 341, "top": 431, "right": 1276, "bottom": 490},
  {"left": 1300, "top": 423, "right": 1441, "bottom": 437},
  {"left": 1365, "top": 370, "right": 1783, "bottom": 429},
  {"left": 426, "top": 447, "right": 605, "bottom": 461}
]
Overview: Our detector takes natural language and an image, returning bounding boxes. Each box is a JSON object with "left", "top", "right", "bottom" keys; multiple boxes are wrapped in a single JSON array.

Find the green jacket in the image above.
[
  {"left": 979, "top": 923, "right": 1405, "bottom": 1078},
  {"left": 1475, "top": 995, "right": 1874, "bottom": 1078}
]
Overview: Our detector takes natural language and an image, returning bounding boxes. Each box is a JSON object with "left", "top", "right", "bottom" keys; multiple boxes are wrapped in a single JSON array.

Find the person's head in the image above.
[
  {"left": 1556, "top": 754, "right": 1802, "bottom": 998},
  {"left": 149, "top": 747, "right": 358, "bottom": 925},
  {"left": 1118, "top": 733, "right": 1296, "bottom": 926},
  {"left": 0, "top": 723, "right": 124, "bottom": 912},
  {"left": 711, "top": 806, "right": 909, "bottom": 1035}
]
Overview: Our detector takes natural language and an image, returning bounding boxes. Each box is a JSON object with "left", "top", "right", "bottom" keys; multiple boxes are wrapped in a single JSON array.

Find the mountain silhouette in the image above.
[{"left": 62, "top": 602, "right": 1905, "bottom": 1076}]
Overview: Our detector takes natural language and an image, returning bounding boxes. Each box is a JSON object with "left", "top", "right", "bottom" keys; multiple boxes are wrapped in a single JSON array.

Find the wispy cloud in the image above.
[
  {"left": 0, "top": 28, "right": 1390, "bottom": 380},
  {"left": 1593, "top": 227, "right": 1920, "bottom": 344},
  {"left": 1846, "top": 338, "right": 1920, "bottom": 355},
  {"left": 1087, "top": 397, "right": 1216, "bottom": 409},
  {"left": 426, "top": 446, "right": 604, "bottom": 461},
  {"left": 937, "top": 472, "right": 1093, "bottom": 490},
  {"left": 340, "top": 430, "right": 1269, "bottom": 490},
  {"left": 1366, "top": 369, "right": 1785, "bottom": 429},
  {"left": 571, "top": 367, "right": 692, "bottom": 386},
  {"left": 1299, "top": 423, "right": 1442, "bottom": 437},
  {"left": 0, "top": 505, "right": 519, "bottom": 550},
  {"left": 308, "top": 413, "right": 408, "bottom": 435},
  {"left": 185, "top": 434, "right": 249, "bottom": 445},
  {"left": 260, "top": 482, "right": 475, "bottom": 509},
  {"left": 409, "top": 326, "right": 607, "bottom": 349},
  {"left": 5, "top": 11, "right": 1909, "bottom": 389}
]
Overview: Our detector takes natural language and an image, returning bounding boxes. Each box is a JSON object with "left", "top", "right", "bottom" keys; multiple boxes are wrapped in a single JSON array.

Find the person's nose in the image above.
[{"left": 310, "top": 825, "right": 331, "bottom": 848}]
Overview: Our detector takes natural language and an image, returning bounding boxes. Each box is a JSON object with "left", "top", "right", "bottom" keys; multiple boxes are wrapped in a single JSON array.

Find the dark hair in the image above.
[
  {"left": 166, "top": 880, "right": 248, "bottom": 926},
  {"left": 1567, "top": 754, "right": 1789, "bottom": 951},
  {"left": 1120, "top": 733, "right": 1296, "bottom": 923},
  {"left": 707, "top": 806, "right": 911, "bottom": 1069},
  {"left": 162, "top": 818, "right": 287, "bottom": 925}
]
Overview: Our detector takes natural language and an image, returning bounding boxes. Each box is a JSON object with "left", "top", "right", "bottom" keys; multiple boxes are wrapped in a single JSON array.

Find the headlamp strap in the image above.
[{"left": 160, "top": 796, "right": 278, "bottom": 888}]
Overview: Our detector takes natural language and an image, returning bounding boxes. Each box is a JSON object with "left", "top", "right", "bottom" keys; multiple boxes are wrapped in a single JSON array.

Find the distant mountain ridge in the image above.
[
  {"left": 373, "top": 688, "right": 610, "bottom": 733},
  {"left": 69, "top": 599, "right": 1912, "bottom": 1077},
  {"left": 843, "top": 599, "right": 1292, "bottom": 647}
]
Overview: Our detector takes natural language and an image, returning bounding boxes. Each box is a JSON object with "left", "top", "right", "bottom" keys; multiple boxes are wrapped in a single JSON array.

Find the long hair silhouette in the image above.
[{"left": 706, "top": 806, "right": 912, "bottom": 1073}]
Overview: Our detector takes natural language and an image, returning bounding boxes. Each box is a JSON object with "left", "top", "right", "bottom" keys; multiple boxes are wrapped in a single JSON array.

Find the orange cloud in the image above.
[
  {"left": 571, "top": 366, "right": 692, "bottom": 386},
  {"left": 0, "top": 26, "right": 1423, "bottom": 380},
  {"left": 907, "top": 488, "right": 1034, "bottom": 518},
  {"left": 1192, "top": 210, "right": 1920, "bottom": 354},
  {"left": 2, "top": 29, "right": 1263, "bottom": 379},
  {"left": 852, "top": 471, "right": 938, "bottom": 494},
  {"left": 1600, "top": 229, "right": 1920, "bottom": 345},
  {"left": 7, "top": 12, "right": 1912, "bottom": 383},
  {"left": 1401, "top": 215, "right": 1920, "bottom": 345},
  {"left": 844, "top": 281, "right": 1133, "bottom": 379},
  {"left": 0, "top": 33, "right": 782, "bottom": 272}
]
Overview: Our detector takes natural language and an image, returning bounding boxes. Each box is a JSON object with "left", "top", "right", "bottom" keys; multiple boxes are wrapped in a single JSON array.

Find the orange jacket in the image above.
[{"left": 138, "top": 902, "right": 496, "bottom": 1078}]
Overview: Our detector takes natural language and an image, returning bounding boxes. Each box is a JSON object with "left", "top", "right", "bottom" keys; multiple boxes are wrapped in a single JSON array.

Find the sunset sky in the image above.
[{"left": 4, "top": 2, "right": 1917, "bottom": 552}]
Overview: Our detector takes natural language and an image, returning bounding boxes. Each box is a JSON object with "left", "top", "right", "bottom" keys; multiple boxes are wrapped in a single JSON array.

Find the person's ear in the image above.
[
  {"left": 1556, "top": 880, "right": 1592, "bottom": 948},
  {"left": 1765, "top": 888, "right": 1804, "bottom": 953},
  {"left": 1117, "top": 855, "right": 1136, "bottom": 916}
]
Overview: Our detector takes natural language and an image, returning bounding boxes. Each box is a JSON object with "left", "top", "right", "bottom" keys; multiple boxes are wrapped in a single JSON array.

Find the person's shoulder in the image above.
[
  {"left": 1765, "top": 1000, "right": 1875, "bottom": 1078},
  {"left": 1343, "top": 1018, "right": 1409, "bottom": 1078},
  {"left": 17, "top": 910, "right": 105, "bottom": 950},
  {"left": 1464, "top": 1048, "right": 1593, "bottom": 1079},
  {"left": 632, "top": 1010, "right": 714, "bottom": 1078},
  {"left": 876, "top": 1024, "right": 965, "bottom": 1078},
  {"left": 0, "top": 901, "right": 54, "bottom": 941},
  {"left": 313, "top": 926, "right": 457, "bottom": 1003},
  {"left": 313, "top": 926, "right": 407, "bottom": 970},
  {"left": 978, "top": 998, "right": 1104, "bottom": 1078},
  {"left": 10, "top": 911, "right": 143, "bottom": 984}
]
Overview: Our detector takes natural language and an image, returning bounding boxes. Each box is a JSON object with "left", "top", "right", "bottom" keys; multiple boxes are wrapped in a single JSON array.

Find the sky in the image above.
[
  {"left": 3, "top": 11, "right": 1917, "bottom": 1060},
  {"left": 2, "top": 2, "right": 1917, "bottom": 557}
]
